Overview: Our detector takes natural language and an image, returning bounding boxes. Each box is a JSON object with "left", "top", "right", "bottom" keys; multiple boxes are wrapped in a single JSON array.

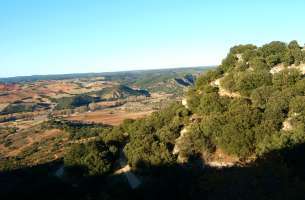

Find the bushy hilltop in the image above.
[{"left": 185, "top": 40, "right": 305, "bottom": 159}]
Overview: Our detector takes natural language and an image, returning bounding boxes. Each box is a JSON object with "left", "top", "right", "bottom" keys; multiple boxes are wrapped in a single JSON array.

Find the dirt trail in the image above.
[
  {"left": 54, "top": 147, "right": 141, "bottom": 189},
  {"left": 114, "top": 151, "right": 141, "bottom": 189},
  {"left": 172, "top": 126, "right": 189, "bottom": 163},
  {"left": 172, "top": 99, "right": 194, "bottom": 163}
]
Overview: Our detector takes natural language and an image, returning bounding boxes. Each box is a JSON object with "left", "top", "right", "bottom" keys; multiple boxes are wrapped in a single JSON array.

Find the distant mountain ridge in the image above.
[{"left": 0, "top": 66, "right": 215, "bottom": 83}]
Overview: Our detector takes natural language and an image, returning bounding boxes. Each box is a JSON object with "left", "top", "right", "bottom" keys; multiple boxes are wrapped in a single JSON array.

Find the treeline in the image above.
[
  {"left": 44, "top": 119, "right": 112, "bottom": 140},
  {"left": 64, "top": 140, "right": 119, "bottom": 177},
  {"left": 0, "top": 103, "right": 36, "bottom": 115},
  {"left": 55, "top": 95, "right": 99, "bottom": 110}
]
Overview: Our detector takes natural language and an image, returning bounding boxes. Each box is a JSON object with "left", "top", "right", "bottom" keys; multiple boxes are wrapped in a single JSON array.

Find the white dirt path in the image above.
[{"left": 114, "top": 151, "right": 141, "bottom": 189}]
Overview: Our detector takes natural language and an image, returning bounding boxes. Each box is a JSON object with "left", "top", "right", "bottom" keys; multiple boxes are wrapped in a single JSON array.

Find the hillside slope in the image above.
[
  {"left": 92, "top": 84, "right": 150, "bottom": 100},
  {"left": 182, "top": 41, "right": 305, "bottom": 164}
]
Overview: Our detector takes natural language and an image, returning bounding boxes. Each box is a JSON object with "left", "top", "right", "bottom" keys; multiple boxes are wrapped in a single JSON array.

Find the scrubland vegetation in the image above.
[
  {"left": 1, "top": 42, "right": 305, "bottom": 199},
  {"left": 186, "top": 41, "right": 305, "bottom": 159}
]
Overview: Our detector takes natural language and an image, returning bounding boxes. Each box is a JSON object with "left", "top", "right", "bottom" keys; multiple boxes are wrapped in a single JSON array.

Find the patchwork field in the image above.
[{"left": 0, "top": 67, "right": 209, "bottom": 170}]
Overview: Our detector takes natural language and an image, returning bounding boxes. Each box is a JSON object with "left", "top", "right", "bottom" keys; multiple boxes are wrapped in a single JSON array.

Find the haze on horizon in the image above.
[{"left": 1, "top": 0, "right": 305, "bottom": 78}]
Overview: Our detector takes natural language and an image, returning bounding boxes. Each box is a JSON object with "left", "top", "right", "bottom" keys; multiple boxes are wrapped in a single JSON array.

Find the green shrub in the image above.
[
  {"left": 272, "top": 68, "right": 302, "bottom": 89},
  {"left": 64, "top": 141, "right": 116, "bottom": 176}
]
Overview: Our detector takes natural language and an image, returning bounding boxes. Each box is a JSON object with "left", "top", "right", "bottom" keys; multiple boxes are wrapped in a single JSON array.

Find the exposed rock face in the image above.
[
  {"left": 282, "top": 118, "right": 293, "bottom": 131},
  {"left": 236, "top": 53, "right": 243, "bottom": 62},
  {"left": 210, "top": 77, "right": 241, "bottom": 98},
  {"left": 270, "top": 64, "right": 285, "bottom": 74},
  {"left": 270, "top": 63, "right": 305, "bottom": 75},
  {"left": 181, "top": 98, "right": 189, "bottom": 109},
  {"left": 174, "top": 74, "right": 195, "bottom": 87},
  {"left": 282, "top": 113, "right": 299, "bottom": 131}
]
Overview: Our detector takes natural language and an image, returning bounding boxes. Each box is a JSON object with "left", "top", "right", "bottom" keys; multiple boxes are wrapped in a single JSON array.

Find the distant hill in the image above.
[
  {"left": 0, "top": 66, "right": 214, "bottom": 84},
  {"left": 54, "top": 85, "right": 150, "bottom": 110},
  {"left": 91, "top": 84, "right": 150, "bottom": 100}
]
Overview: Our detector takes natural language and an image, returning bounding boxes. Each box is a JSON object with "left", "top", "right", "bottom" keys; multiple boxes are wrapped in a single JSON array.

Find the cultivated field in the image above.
[
  {"left": 66, "top": 109, "right": 153, "bottom": 125},
  {"left": 0, "top": 67, "right": 206, "bottom": 170}
]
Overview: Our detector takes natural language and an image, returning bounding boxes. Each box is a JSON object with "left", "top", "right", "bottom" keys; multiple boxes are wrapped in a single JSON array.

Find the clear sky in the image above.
[{"left": 1, "top": 0, "right": 305, "bottom": 77}]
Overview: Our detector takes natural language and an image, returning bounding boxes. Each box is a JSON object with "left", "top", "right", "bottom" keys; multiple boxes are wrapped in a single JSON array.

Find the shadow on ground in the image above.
[{"left": 2, "top": 143, "right": 305, "bottom": 200}]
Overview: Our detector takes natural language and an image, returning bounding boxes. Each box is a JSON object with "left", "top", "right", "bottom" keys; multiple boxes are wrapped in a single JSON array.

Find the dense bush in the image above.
[
  {"left": 196, "top": 92, "right": 229, "bottom": 115},
  {"left": 47, "top": 119, "right": 111, "bottom": 139},
  {"left": 55, "top": 95, "right": 98, "bottom": 110},
  {"left": 64, "top": 141, "right": 117, "bottom": 176},
  {"left": 195, "top": 68, "right": 223, "bottom": 90},
  {"left": 272, "top": 68, "right": 302, "bottom": 89},
  {"left": 123, "top": 102, "right": 190, "bottom": 168},
  {"left": 289, "top": 96, "right": 305, "bottom": 114}
]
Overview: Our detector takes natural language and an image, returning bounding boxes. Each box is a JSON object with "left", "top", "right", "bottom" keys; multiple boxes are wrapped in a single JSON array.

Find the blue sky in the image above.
[{"left": 1, "top": 0, "right": 305, "bottom": 77}]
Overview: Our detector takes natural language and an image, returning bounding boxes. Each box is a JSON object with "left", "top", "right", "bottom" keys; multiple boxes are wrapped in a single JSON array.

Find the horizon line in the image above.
[{"left": 0, "top": 65, "right": 217, "bottom": 79}]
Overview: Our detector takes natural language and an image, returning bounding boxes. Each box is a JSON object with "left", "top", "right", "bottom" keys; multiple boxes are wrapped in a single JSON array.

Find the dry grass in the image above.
[
  {"left": 4, "top": 129, "right": 65, "bottom": 157},
  {"left": 66, "top": 109, "right": 153, "bottom": 125}
]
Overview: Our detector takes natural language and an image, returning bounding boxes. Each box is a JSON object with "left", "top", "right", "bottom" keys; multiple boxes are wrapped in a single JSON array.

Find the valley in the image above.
[
  {"left": 0, "top": 67, "right": 209, "bottom": 169},
  {"left": 1, "top": 41, "right": 305, "bottom": 200}
]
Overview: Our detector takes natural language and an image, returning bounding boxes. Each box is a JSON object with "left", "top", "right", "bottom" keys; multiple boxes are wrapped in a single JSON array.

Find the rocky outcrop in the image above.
[
  {"left": 282, "top": 117, "right": 293, "bottom": 131},
  {"left": 210, "top": 77, "right": 241, "bottom": 98},
  {"left": 174, "top": 74, "right": 195, "bottom": 87},
  {"left": 270, "top": 64, "right": 285, "bottom": 74},
  {"left": 181, "top": 98, "right": 189, "bottom": 109},
  {"left": 236, "top": 53, "right": 243, "bottom": 63},
  {"left": 270, "top": 63, "right": 305, "bottom": 75},
  {"left": 282, "top": 113, "right": 299, "bottom": 131}
]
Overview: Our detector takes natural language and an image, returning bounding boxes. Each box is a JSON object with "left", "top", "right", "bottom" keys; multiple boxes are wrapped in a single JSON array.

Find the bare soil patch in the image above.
[{"left": 66, "top": 109, "right": 153, "bottom": 125}]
